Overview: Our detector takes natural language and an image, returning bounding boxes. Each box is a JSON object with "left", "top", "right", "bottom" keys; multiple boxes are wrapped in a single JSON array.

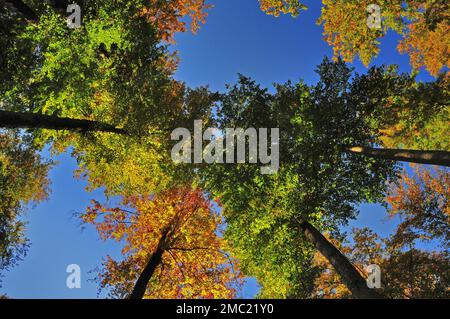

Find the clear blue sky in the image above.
[{"left": 0, "top": 0, "right": 436, "bottom": 298}]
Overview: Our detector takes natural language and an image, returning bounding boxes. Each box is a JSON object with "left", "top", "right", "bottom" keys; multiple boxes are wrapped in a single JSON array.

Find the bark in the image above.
[
  {"left": 347, "top": 146, "right": 450, "bottom": 167},
  {"left": 0, "top": 110, "right": 128, "bottom": 135},
  {"left": 128, "top": 227, "right": 170, "bottom": 300},
  {"left": 299, "top": 221, "right": 382, "bottom": 299}
]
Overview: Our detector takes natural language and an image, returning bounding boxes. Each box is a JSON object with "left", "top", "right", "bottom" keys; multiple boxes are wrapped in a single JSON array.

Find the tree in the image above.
[
  {"left": 260, "top": 0, "right": 449, "bottom": 77},
  {"left": 1, "top": 0, "right": 185, "bottom": 135},
  {"left": 3, "top": 0, "right": 210, "bottom": 42},
  {"left": 261, "top": 1, "right": 450, "bottom": 152},
  {"left": 0, "top": 131, "right": 51, "bottom": 281},
  {"left": 2, "top": 2, "right": 223, "bottom": 296},
  {"left": 200, "top": 59, "right": 399, "bottom": 298},
  {"left": 310, "top": 233, "right": 356, "bottom": 299},
  {"left": 397, "top": 0, "right": 449, "bottom": 77},
  {"left": 312, "top": 228, "right": 450, "bottom": 299},
  {"left": 386, "top": 166, "right": 449, "bottom": 249},
  {"left": 299, "top": 221, "right": 381, "bottom": 298},
  {"left": 327, "top": 61, "right": 450, "bottom": 165},
  {"left": 200, "top": 58, "right": 447, "bottom": 298},
  {"left": 303, "top": 58, "right": 450, "bottom": 167},
  {"left": 1, "top": 0, "right": 215, "bottom": 197},
  {"left": 81, "top": 187, "right": 243, "bottom": 299},
  {"left": 312, "top": 165, "right": 449, "bottom": 298}
]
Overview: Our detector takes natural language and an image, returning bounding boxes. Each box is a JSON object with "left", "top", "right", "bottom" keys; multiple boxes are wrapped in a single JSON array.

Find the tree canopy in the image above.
[
  {"left": 0, "top": 0, "right": 448, "bottom": 300},
  {"left": 1, "top": 0, "right": 215, "bottom": 196},
  {"left": 81, "top": 187, "right": 243, "bottom": 299},
  {"left": 260, "top": 0, "right": 450, "bottom": 77},
  {"left": 0, "top": 131, "right": 51, "bottom": 280},
  {"left": 200, "top": 58, "right": 401, "bottom": 297}
]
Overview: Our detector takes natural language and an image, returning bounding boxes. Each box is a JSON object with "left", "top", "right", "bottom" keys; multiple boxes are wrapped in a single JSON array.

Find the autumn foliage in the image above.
[
  {"left": 387, "top": 165, "right": 449, "bottom": 247},
  {"left": 81, "top": 187, "right": 243, "bottom": 299},
  {"left": 261, "top": 0, "right": 449, "bottom": 77},
  {"left": 398, "top": 1, "right": 450, "bottom": 77},
  {"left": 259, "top": 0, "right": 307, "bottom": 17},
  {"left": 319, "top": 0, "right": 449, "bottom": 76},
  {"left": 139, "top": 0, "right": 212, "bottom": 43},
  {"left": 312, "top": 228, "right": 450, "bottom": 299},
  {"left": 313, "top": 166, "right": 449, "bottom": 298}
]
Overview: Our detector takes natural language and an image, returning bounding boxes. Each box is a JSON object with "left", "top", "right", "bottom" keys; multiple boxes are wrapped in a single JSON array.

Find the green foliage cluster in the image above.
[
  {"left": 0, "top": 131, "right": 51, "bottom": 279},
  {"left": 200, "top": 59, "right": 403, "bottom": 297}
]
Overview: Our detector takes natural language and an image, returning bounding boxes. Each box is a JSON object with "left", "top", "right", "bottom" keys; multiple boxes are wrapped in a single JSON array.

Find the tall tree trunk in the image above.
[
  {"left": 128, "top": 227, "right": 170, "bottom": 300},
  {"left": 299, "top": 221, "right": 382, "bottom": 299},
  {"left": 347, "top": 146, "right": 450, "bottom": 167},
  {"left": 0, "top": 110, "right": 128, "bottom": 135}
]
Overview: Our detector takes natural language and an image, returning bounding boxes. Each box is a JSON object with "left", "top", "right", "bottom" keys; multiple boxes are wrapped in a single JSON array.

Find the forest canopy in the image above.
[{"left": 0, "top": 0, "right": 448, "bottom": 300}]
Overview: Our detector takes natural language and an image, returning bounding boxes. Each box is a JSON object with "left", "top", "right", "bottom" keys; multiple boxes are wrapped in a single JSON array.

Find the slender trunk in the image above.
[
  {"left": 347, "top": 146, "right": 450, "bottom": 167},
  {"left": 299, "top": 221, "right": 382, "bottom": 299},
  {"left": 128, "top": 227, "right": 170, "bottom": 300},
  {"left": 0, "top": 110, "right": 128, "bottom": 135}
]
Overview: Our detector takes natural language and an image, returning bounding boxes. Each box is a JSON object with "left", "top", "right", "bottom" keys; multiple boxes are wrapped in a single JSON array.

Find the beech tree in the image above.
[
  {"left": 0, "top": 131, "right": 51, "bottom": 280},
  {"left": 81, "top": 187, "right": 243, "bottom": 299},
  {"left": 312, "top": 228, "right": 449, "bottom": 299},
  {"left": 311, "top": 166, "right": 449, "bottom": 299},
  {"left": 200, "top": 59, "right": 398, "bottom": 298},
  {"left": 1, "top": 0, "right": 217, "bottom": 293},
  {"left": 387, "top": 166, "right": 449, "bottom": 249},
  {"left": 1, "top": 0, "right": 215, "bottom": 196},
  {"left": 260, "top": 0, "right": 449, "bottom": 77},
  {"left": 1, "top": 0, "right": 199, "bottom": 136},
  {"left": 200, "top": 58, "right": 448, "bottom": 298}
]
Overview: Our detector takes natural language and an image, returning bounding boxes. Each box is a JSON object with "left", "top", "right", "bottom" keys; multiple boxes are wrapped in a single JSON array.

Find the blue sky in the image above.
[{"left": 0, "top": 0, "right": 436, "bottom": 298}]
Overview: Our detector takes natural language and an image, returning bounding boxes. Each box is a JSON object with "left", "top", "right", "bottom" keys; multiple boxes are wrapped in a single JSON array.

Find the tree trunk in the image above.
[
  {"left": 0, "top": 110, "right": 128, "bottom": 135},
  {"left": 299, "top": 221, "right": 382, "bottom": 299},
  {"left": 128, "top": 227, "right": 170, "bottom": 300},
  {"left": 347, "top": 146, "right": 450, "bottom": 167}
]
